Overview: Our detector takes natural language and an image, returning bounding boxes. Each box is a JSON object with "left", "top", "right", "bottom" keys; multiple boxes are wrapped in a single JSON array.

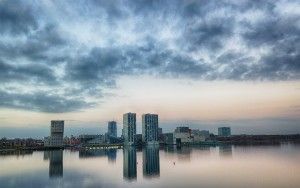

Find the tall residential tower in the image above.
[
  {"left": 44, "top": 120, "right": 64, "bottom": 147},
  {"left": 142, "top": 114, "right": 159, "bottom": 145},
  {"left": 123, "top": 113, "right": 136, "bottom": 145}
]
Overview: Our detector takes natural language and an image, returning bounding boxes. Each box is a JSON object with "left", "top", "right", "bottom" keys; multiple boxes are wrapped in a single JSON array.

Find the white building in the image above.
[
  {"left": 44, "top": 120, "right": 64, "bottom": 147},
  {"left": 123, "top": 113, "right": 136, "bottom": 145},
  {"left": 142, "top": 114, "right": 159, "bottom": 145}
]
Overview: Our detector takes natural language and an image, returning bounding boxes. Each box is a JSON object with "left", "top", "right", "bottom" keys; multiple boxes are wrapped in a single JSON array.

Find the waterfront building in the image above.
[
  {"left": 79, "top": 134, "right": 105, "bottom": 145},
  {"left": 123, "top": 113, "right": 136, "bottom": 145},
  {"left": 218, "top": 127, "right": 231, "bottom": 137},
  {"left": 44, "top": 120, "right": 64, "bottom": 147},
  {"left": 142, "top": 114, "right": 159, "bottom": 145},
  {"left": 163, "top": 133, "right": 174, "bottom": 145},
  {"left": 191, "top": 130, "right": 210, "bottom": 142},
  {"left": 173, "top": 126, "right": 192, "bottom": 145},
  {"left": 108, "top": 121, "right": 117, "bottom": 138}
]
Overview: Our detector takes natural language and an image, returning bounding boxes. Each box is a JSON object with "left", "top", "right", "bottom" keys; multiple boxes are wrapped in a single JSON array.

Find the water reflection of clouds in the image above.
[{"left": 1, "top": 145, "right": 300, "bottom": 188}]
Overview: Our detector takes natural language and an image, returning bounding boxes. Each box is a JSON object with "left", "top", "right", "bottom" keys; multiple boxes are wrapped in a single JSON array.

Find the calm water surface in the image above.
[{"left": 1, "top": 143, "right": 300, "bottom": 188}]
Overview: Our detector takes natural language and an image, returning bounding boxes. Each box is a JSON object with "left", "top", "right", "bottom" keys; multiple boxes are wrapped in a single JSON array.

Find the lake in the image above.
[{"left": 1, "top": 143, "right": 300, "bottom": 188}]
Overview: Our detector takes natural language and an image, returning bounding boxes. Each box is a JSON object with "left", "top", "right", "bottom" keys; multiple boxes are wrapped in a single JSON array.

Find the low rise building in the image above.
[
  {"left": 173, "top": 127, "right": 192, "bottom": 145},
  {"left": 191, "top": 130, "right": 210, "bottom": 142},
  {"left": 79, "top": 134, "right": 105, "bottom": 145},
  {"left": 163, "top": 133, "right": 174, "bottom": 145}
]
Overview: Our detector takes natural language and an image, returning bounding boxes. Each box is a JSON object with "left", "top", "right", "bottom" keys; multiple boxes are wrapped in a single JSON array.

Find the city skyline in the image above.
[{"left": 0, "top": 0, "right": 300, "bottom": 138}]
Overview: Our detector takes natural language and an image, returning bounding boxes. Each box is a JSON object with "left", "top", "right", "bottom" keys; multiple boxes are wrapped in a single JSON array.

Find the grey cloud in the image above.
[
  {"left": 241, "top": 13, "right": 300, "bottom": 79},
  {"left": 0, "top": 0, "right": 300, "bottom": 113},
  {"left": 0, "top": 0, "right": 37, "bottom": 35},
  {"left": 66, "top": 47, "right": 124, "bottom": 87},
  {"left": 0, "top": 24, "right": 68, "bottom": 62},
  {"left": 0, "top": 60, "right": 57, "bottom": 85},
  {"left": 0, "top": 90, "right": 93, "bottom": 113},
  {"left": 183, "top": 17, "right": 234, "bottom": 51}
]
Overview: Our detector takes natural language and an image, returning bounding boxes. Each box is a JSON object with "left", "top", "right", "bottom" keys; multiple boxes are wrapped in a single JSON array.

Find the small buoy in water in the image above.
[{"left": 173, "top": 162, "right": 175, "bottom": 165}]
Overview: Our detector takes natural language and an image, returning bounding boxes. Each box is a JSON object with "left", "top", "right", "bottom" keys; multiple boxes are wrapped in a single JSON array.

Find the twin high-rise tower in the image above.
[
  {"left": 123, "top": 113, "right": 136, "bottom": 145},
  {"left": 123, "top": 112, "right": 159, "bottom": 145},
  {"left": 142, "top": 114, "right": 159, "bottom": 145}
]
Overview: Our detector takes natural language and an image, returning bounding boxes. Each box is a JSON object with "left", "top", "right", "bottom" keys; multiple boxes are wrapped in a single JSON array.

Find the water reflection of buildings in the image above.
[
  {"left": 107, "top": 149, "right": 117, "bottom": 163},
  {"left": 44, "top": 150, "right": 63, "bottom": 178},
  {"left": 79, "top": 148, "right": 117, "bottom": 162},
  {"left": 123, "top": 147, "right": 137, "bottom": 181},
  {"left": 0, "top": 150, "right": 33, "bottom": 158},
  {"left": 143, "top": 146, "right": 160, "bottom": 178},
  {"left": 219, "top": 145, "right": 233, "bottom": 157},
  {"left": 176, "top": 147, "right": 192, "bottom": 161}
]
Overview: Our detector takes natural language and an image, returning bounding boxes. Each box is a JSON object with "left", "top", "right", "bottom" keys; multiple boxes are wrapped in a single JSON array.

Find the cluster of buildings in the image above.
[
  {"left": 43, "top": 113, "right": 232, "bottom": 148},
  {"left": 0, "top": 138, "right": 43, "bottom": 149}
]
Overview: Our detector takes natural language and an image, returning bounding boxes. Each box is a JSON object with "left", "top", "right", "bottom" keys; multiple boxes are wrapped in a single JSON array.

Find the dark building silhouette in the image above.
[
  {"left": 143, "top": 146, "right": 160, "bottom": 178},
  {"left": 123, "top": 147, "right": 137, "bottom": 181},
  {"left": 218, "top": 127, "right": 231, "bottom": 137},
  {"left": 108, "top": 121, "right": 117, "bottom": 138},
  {"left": 49, "top": 150, "right": 63, "bottom": 178}
]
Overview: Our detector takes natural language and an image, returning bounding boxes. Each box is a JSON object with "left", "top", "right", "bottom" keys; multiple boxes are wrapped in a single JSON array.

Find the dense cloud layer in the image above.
[{"left": 0, "top": 0, "right": 299, "bottom": 112}]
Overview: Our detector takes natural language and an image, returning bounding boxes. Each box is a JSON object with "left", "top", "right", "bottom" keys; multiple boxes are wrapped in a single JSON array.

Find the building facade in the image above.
[
  {"left": 163, "top": 133, "right": 174, "bottom": 145},
  {"left": 45, "top": 120, "right": 64, "bottom": 147},
  {"left": 79, "top": 134, "right": 105, "bottom": 145},
  {"left": 108, "top": 121, "right": 117, "bottom": 138},
  {"left": 191, "top": 129, "right": 210, "bottom": 142},
  {"left": 173, "top": 126, "right": 192, "bottom": 145},
  {"left": 142, "top": 114, "right": 159, "bottom": 145},
  {"left": 218, "top": 127, "right": 231, "bottom": 137},
  {"left": 123, "top": 113, "right": 136, "bottom": 145}
]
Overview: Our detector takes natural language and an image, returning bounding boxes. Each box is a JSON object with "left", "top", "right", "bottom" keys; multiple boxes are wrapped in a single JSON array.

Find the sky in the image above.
[{"left": 0, "top": 0, "right": 300, "bottom": 138}]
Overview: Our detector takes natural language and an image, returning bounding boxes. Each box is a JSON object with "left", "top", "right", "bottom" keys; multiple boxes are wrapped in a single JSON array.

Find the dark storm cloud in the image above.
[
  {"left": 0, "top": 0, "right": 299, "bottom": 112},
  {"left": 67, "top": 47, "right": 124, "bottom": 83},
  {"left": 0, "top": 24, "right": 67, "bottom": 62},
  {"left": 0, "top": 60, "right": 57, "bottom": 85},
  {"left": 0, "top": 0, "right": 37, "bottom": 34},
  {"left": 183, "top": 17, "right": 235, "bottom": 51},
  {"left": 0, "top": 90, "right": 94, "bottom": 113}
]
